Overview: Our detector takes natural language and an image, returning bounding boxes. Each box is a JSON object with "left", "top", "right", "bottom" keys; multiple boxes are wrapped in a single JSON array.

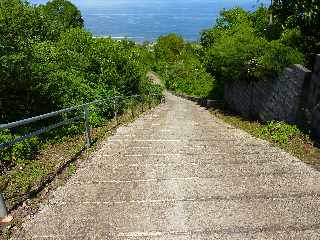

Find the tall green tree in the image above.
[
  {"left": 0, "top": 0, "right": 152, "bottom": 123},
  {"left": 154, "top": 34, "right": 185, "bottom": 64},
  {"left": 0, "top": 0, "right": 52, "bottom": 121},
  {"left": 200, "top": 7, "right": 304, "bottom": 84},
  {"left": 42, "top": 0, "right": 84, "bottom": 30},
  {"left": 271, "top": 0, "right": 320, "bottom": 66}
]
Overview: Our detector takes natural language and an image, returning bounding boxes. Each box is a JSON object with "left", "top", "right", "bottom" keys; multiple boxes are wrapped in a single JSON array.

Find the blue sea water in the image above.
[{"left": 29, "top": 0, "right": 270, "bottom": 42}]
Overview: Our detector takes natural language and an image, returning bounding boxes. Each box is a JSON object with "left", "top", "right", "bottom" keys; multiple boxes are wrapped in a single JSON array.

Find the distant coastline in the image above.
[
  {"left": 92, "top": 35, "right": 148, "bottom": 43},
  {"left": 83, "top": 0, "right": 270, "bottom": 43},
  {"left": 29, "top": 0, "right": 270, "bottom": 42}
]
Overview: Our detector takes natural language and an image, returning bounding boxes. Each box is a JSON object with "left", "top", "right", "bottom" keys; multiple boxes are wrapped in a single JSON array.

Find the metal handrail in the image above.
[
  {"left": 0, "top": 93, "right": 164, "bottom": 222},
  {"left": 0, "top": 94, "right": 164, "bottom": 150},
  {"left": 0, "top": 98, "right": 109, "bottom": 130},
  {"left": 313, "top": 102, "right": 320, "bottom": 112},
  {"left": 1, "top": 105, "right": 83, "bottom": 130},
  {"left": 0, "top": 95, "right": 142, "bottom": 130},
  {"left": 0, "top": 116, "right": 82, "bottom": 149}
]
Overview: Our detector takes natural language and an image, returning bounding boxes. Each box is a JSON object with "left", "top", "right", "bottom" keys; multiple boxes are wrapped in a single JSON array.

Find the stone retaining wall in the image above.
[
  {"left": 224, "top": 55, "right": 320, "bottom": 138},
  {"left": 309, "top": 56, "right": 320, "bottom": 137}
]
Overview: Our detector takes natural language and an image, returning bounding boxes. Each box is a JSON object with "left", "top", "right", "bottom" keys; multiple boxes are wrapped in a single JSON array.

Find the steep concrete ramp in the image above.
[{"left": 16, "top": 93, "right": 320, "bottom": 239}]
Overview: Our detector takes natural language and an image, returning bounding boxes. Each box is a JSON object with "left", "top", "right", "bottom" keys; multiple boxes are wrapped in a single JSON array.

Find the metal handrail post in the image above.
[
  {"left": 113, "top": 99, "right": 118, "bottom": 124},
  {"left": 0, "top": 193, "right": 12, "bottom": 223},
  {"left": 83, "top": 105, "right": 91, "bottom": 148},
  {"left": 141, "top": 96, "right": 144, "bottom": 112},
  {"left": 148, "top": 96, "right": 151, "bottom": 109},
  {"left": 131, "top": 96, "right": 135, "bottom": 118},
  {"left": 162, "top": 95, "right": 166, "bottom": 103}
]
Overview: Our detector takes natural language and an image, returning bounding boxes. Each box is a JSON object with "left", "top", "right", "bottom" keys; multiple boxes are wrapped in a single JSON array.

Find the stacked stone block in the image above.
[
  {"left": 224, "top": 55, "right": 320, "bottom": 138},
  {"left": 310, "top": 55, "right": 320, "bottom": 137}
]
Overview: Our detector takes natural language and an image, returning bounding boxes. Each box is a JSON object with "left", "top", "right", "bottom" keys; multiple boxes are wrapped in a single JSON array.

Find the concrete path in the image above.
[{"left": 17, "top": 93, "right": 320, "bottom": 239}]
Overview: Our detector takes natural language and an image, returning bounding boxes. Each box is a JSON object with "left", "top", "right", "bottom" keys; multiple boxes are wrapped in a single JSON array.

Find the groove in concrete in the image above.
[{"left": 16, "top": 93, "right": 320, "bottom": 240}]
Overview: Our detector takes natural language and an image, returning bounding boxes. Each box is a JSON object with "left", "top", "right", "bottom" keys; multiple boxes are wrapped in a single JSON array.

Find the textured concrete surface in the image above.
[{"left": 16, "top": 93, "right": 320, "bottom": 239}]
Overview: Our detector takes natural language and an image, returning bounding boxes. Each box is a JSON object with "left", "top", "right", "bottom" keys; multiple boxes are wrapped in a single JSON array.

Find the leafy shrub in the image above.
[
  {"left": 200, "top": 28, "right": 224, "bottom": 49},
  {"left": 259, "top": 121, "right": 302, "bottom": 147},
  {"left": 202, "top": 7, "right": 304, "bottom": 84},
  {"left": 0, "top": 130, "right": 40, "bottom": 170},
  {"left": 154, "top": 34, "right": 185, "bottom": 64},
  {"left": 250, "top": 40, "right": 304, "bottom": 80},
  {"left": 153, "top": 34, "right": 219, "bottom": 99},
  {"left": 0, "top": 1, "right": 163, "bottom": 172},
  {"left": 31, "top": 28, "right": 150, "bottom": 108},
  {"left": 163, "top": 60, "right": 218, "bottom": 98},
  {"left": 279, "top": 28, "right": 304, "bottom": 50},
  {"left": 271, "top": 0, "right": 320, "bottom": 66}
]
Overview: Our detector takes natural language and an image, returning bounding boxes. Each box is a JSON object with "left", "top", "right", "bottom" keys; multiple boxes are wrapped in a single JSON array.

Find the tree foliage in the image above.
[
  {"left": 271, "top": 0, "right": 320, "bottom": 66},
  {"left": 0, "top": 0, "right": 53, "bottom": 121},
  {"left": 154, "top": 34, "right": 185, "bottom": 63},
  {"left": 272, "top": 0, "right": 319, "bottom": 29},
  {"left": 0, "top": 0, "right": 157, "bottom": 123},
  {"left": 0, "top": 0, "right": 162, "bottom": 169},
  {"left": 41, "top": 0, "right": 84, "bottom": 29},
  {"left": 201, "top": 7, "right": 304, "bottom": 84},
  {"left": 153, "top": 34, "right": 220, "bottom": 99}
]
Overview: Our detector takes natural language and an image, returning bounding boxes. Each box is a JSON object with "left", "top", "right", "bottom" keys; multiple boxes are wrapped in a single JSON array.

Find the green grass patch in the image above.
[{"left": 211, "top": 109, "right": 320, "bottom": 167}]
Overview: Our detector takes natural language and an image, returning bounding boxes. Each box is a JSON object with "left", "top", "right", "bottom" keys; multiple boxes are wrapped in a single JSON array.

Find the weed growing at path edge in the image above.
[
  {"left": 259, "top": 121, "right": 302, "bottom": 148},
  {"left": 211, "top": 109, "right": 320, "bottom": 167}
]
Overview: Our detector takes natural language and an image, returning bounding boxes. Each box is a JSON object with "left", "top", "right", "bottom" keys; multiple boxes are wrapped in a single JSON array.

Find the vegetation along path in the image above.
[{"left": 16, "top": 93, "right": 320, "bottom": 239}]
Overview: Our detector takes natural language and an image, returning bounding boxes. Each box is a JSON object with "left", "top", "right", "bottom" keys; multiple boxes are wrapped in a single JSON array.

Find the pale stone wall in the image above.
[
  {"left": 224, "top": 64, "right": 311, "bottom": 123},
  {"left": 309, "top": 55, "right": 320, "bottom": 137},
  {"left": 224, "top": 55, "right": 320, "bottom": 138}
]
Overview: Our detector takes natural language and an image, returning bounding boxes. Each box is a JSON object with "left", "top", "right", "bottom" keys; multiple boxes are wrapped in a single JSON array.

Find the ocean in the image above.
[{"left": 29, "top": 0, "right": 270, "bottom": 42}]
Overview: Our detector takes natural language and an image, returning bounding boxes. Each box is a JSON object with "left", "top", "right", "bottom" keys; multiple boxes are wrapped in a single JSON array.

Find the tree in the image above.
[
  {"left": 154, "top": 34, "right": 185, "bottom": 63},
  {"left": 271, "top": 0, "right": 320, "bottom": 66},
  {"left": 42, "top": 0, "right": 84, "bottom": 30},
  {"left": 272, "top": 0, "right": 319, "bottom": 29},
  {"left": 200, "top": 7, "right": 304, "bottom": 85},
  {"left": 0, "top": 0, "right": 52, "bottom": 122}
]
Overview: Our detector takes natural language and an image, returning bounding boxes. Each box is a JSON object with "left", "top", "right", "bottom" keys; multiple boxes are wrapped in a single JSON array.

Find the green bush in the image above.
[
  {"left": 201, "top": 7, "right": 304, "bottom": 84},
  {"left": 154, "top": 34, "right": 185, "bottom": 64},
  {"left": 250, "top": 40, "right": 304, "bottom": 80},
  {"left": 163, "top": 60, "right": 219, "bottom": 98},
  {"left": 0, "top": 130, "right": 40, "bottom": 169},
  {"left": 0, "top": 1, "right": 163, "bottom": 172},
  {"left": 279, "top": 28, "right": 304, "bottom": 51},
  {"left": 271, "top": 0, "right": 320, "bottom": 66},
  {"left": 31, "top": 29, "right": 149, "bottom": 111},
  {"left": 153, "top": 34, "right": 219, "bottom": 99},
  {"left": 259, "top": 121, "right": 302, "bottom": 147}
]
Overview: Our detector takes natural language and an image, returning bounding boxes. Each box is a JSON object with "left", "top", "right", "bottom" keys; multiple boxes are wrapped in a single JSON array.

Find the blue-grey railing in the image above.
[
  {"left": 0, "top": 94, "right": 164, "bottom": 150},
  {"left": 0, "top": 93, "right": 164, "bottom": 222}
]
